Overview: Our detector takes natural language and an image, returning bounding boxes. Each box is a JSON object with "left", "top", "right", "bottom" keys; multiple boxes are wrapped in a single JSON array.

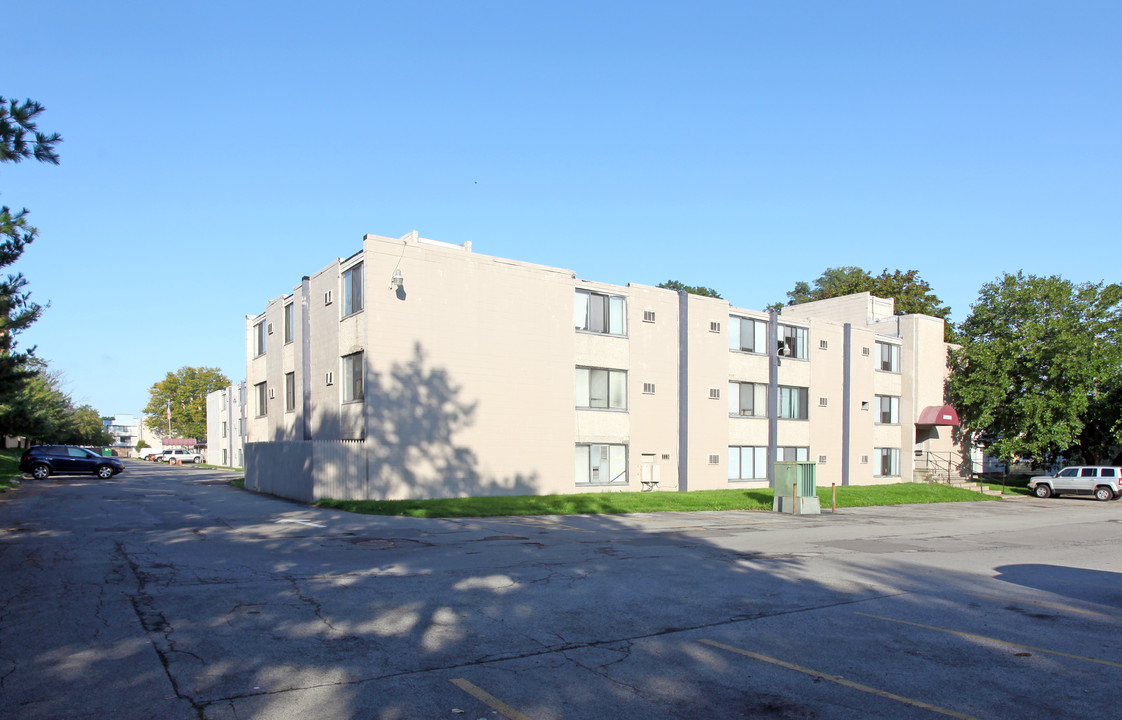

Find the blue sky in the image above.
[{"left": 5, "top": 1, "right": 1119, "bottom": 420}]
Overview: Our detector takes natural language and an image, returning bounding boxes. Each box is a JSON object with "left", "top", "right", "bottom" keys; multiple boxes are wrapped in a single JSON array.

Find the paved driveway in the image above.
[{"left": 2, "top": 462, "right": 1120, "bottom": 719}]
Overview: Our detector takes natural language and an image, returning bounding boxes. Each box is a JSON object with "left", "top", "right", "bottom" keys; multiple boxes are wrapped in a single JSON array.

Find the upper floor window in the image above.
[
  {"left": 576, "top": 367, "right": 627, "bottom": 410},
  {"left": 877, "top": 341, "right": 901, "bottom": 373},
  {"left": 779, "top": 324, "right": 807, "bottom": 359},
  {"left": 728, "top": 381, "right": 767, "bottom": 417},
  {"left": 574, "top": 290, "right": 626, "bottom": 336},
  {"left": 254, "top": 320, "right": 266, "bottom": 357},
  {"left": 875, "top": 395, "right": 900, "bottom": 424},
  {"left": 343, "top": 263, "right": 364, "bottom": 316},
  {"left": 285, "top": 372, "right": 296, "bottom": 412},
  {"left": 729, "top": 316, "right": 767, "bottom": 353},
  {"left": 284, "top": 303, "right": 294, "bottom": 344},
  {"left": 778, "top": 386, "right": 809, "bottom": 420},
  {"left": 342, "top": 352, "right": 364, "bottom": 402}
]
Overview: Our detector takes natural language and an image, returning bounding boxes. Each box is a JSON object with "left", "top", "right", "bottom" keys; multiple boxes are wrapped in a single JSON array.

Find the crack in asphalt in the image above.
[{"left": 193, "top": 590, "right": 908, "bottom": 709}]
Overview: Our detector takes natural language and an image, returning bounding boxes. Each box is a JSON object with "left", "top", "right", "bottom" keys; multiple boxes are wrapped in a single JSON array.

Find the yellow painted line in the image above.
[
  {"left": 856, "top": 613, "right": 1122, "bottom": 669},
  {"left": 450, "top": 678, "right": 535, "bottom": 720},
  {"left": 964, "top": 592, "right": 1118, "bottom": 619},
  {"left": 699, "top": 639, "right": 982, "bottom": 720}
]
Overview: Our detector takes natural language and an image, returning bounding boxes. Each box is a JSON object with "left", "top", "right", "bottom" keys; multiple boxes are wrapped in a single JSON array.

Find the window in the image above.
[
  {"left": 728, "top": 381, "right": 767, "bottom": 417},
  {"left": 877, "top": 341, "right": 901, "bottom": 373},
  {"left": 221, "top": 421, "right": 227, "bottom": 438},
  {"left": 778, "top": 386, "right": 809, "bottom": 420},
  {"left": 574, "top": 290, "right": 627, "bottom": 335},
  {"left": 284, "top": 303, "right": 294, "bottom": 344},
  {"left": 575, "top": 367, "right": 627, "bottom": 409},
  {"left": 1103, "top": 468, "right": 1117, "bottom": 478},
  {"left": 1080, "top": 468, "right": 1097, "bottom": 477},
  {"left": 876, "top": 395, "right": 900, "bottom": 424},
  {"left": 254, "top": 320, "right": 266, "bottom": 357},
  {"left": 343, "top": 263, "right": 363, "bottom": 316},
  {"left": 285, "top": 372, "right": 296, "bottom": 412},
  {"left": 876, "top": 448, "right": 900, "bottom": 477},
  {"left": 575, "top": 444, "right": 627, "bottom": 485},
  {"left": 778, "top": 446, "right": 809, "bottom": 462},
  {"left": 222, "top": 449, "right": 227, "bottom": 466},
  {"left": 728, "top": 446, "right": 767, "bottom": 480},
  {"left": 254, "top": 382, "right": 267, "bottom": 417},
  {"left": 342, "top": 352, "right": 364, "bottom": 402},
  {"left": 779, "top": 324, "right": 807, "bottom": 359},
  {"left": 729, "top": 316, "right": 767, "bottom": 353}
]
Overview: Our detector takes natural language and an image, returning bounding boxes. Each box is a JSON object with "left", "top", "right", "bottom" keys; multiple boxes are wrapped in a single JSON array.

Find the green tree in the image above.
[
  {"left": 948, "top": 272, "right": 1122, "bottom": 465},
  {"left": 1, "top": 97, "right": 61, "bottom": 400},
  {"left": 143, "top": 367, "right": 230, "bottom": 440},
  {"left": 658, "top": 280, "right": 723, "bottom": 298},
  {"left": 779, "top": 267, "right": 955, "bottom": 340}
]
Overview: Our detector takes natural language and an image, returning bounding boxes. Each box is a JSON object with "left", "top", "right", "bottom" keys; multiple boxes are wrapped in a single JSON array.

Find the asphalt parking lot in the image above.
[{"left": 2, "top": 462, "right": 1120, "bottom": 719}]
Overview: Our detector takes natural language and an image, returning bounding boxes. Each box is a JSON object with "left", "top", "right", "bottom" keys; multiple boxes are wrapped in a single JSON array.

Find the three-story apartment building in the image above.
[{"left": 243, "top": 232, "right": 962, "bottom": 501}]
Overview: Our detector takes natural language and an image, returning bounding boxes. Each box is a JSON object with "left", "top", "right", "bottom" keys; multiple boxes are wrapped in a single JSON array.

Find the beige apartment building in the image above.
[{"left": 243, "top": 232, "right": 965, "bottom": 502}]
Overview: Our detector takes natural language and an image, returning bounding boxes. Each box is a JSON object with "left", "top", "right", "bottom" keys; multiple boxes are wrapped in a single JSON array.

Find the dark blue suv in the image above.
[{"left": 19, "top": 445, "right": 125, "bottom": 480}]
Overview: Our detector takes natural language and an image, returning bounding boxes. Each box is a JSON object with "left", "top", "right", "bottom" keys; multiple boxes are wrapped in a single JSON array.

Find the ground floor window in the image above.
[
  {"left": 876, "top": 448, "right": 900, "bottom": 477},
  {"left": 777, "top": 446, "right": 809, "bottom": 462},
  {"left": 575, "top": 444, "right": 627, "bottom": 485},
  {"left": 729, "top": 446, "right": 767, "bottom": 480}
]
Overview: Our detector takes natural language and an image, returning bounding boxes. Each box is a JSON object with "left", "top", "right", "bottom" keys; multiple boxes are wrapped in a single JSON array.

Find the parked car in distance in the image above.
[
  {"left": 137, "top": 448, "right": 162, "bottom": 460},
  {"left": 20, "top": 445, "right": 126, "bottom": 480},
  {"left": 157, "top": 448, "right": 203, "bottom": 464},
  {"left": 1028, "top": 466, "right": 1122, "bottom": 501}
]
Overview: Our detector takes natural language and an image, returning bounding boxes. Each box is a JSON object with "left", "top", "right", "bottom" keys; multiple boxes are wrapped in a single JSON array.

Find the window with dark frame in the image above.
[
  {"left": 285, "top": 372, "right": 296, "bottom": 412},
  {"left": 343, "top": 263, "right": 364, "bottom": 316},
  {"left": 254, "top": 382, "right": 267, "bottom": 417},
  {"left": 574, "top": 290, "right": 627, "bottom": 335},
  {"left": 342, "top": 352, "right": 364, "bottom": 402},
  {"left": 284, "top": 303, "right": 294, "bottom": 344},
  {"left": 575, "top": 367, "right": 627, "bottom": 410},
  {"left": 254, "top": 321, "right": 266, "bottom": 357}
]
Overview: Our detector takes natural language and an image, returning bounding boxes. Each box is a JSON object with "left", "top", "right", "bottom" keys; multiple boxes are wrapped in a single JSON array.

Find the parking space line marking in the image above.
[
  {"left": 855, "top": 613, "right": 1122, "bottom": 668},
  {"left": 450, "top": 678, "right": 535, "bottom": 720},
  {"left": 698, "top": 639, "right": 981, "bottom": 720},
  {"left": 964, "top": 592, "right": 1117, "bottom": 618}
]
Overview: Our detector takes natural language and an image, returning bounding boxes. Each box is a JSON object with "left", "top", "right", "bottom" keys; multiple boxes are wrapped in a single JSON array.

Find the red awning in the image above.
[
  {"left": 164, "top": 438, "right": 198, "bottom": 446},
  {"left": 916, "top": 405, "right": 960, "bottom": 426}
]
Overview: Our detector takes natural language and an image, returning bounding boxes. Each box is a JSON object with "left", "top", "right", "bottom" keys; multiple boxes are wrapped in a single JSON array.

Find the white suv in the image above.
[
  {"left": 158, "top": 449, "right": 202, "bottom": 465},
  {"left": 1028, "top": 466, "right": 1122, "bottom": 501}
]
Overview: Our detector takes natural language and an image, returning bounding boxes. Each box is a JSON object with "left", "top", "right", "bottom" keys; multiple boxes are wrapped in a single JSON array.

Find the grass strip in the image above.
[
  {"left": 0, "top": 449, "right": 23, "bottom": 492},
  {"left": 315, "top": 481, "right": 996, "bottom": 519}
]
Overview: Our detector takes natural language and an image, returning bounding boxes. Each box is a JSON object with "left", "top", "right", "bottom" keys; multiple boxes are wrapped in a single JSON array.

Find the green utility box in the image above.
[{"left": 773, "top": 461, "right": 820, "bottom": 515}]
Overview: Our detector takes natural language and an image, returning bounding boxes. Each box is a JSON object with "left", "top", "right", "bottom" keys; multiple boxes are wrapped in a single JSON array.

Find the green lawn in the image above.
[
  {"left": 0, "top": 449, "right": 22, "bottom": 492},
  {"left": 315, "top": 481, "right": 997, "bottom": 519}
]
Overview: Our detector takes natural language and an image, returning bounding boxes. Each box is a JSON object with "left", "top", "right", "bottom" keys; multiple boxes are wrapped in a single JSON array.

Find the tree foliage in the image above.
[
  {"left": 1, "top": 96, "right": 61, "bottom": 408},
  {"left": 143, "top": 367, "right": 230, "bottom": 440},
  {"left": 0, "top": 361, "right": 113, "bottom": 445},
  {"left": 780, "top": 267, "right": 955, "bottom": 340},
  {"left": 948, "top": 272, "right": 1122, "bottom": 465},
  {"left": 658, "top": 280, "right": 723, "bottom": 298}
]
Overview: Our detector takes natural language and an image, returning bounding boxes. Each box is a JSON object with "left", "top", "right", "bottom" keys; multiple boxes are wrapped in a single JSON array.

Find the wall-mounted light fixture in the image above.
[{"left": 389, "top": 268, "right": 404, "bottom": 290}]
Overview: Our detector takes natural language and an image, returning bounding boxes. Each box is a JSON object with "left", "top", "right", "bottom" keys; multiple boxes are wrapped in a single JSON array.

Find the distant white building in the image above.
[
  {"left": 206, "top": 382, "right": 247, "bottom": 467},
  {"left": 104, "top": 414, "right": 141, "bottom": 456}
]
